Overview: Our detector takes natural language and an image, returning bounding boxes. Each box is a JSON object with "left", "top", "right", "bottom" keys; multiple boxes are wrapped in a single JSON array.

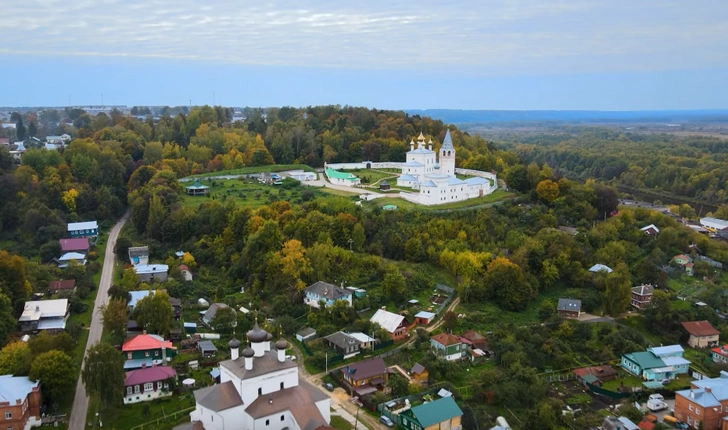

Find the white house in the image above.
[
  {"left": 701, "top": 217, "right": 728, "bottom": 233},
  {"left": 175, "top": 325, "right": 331, "bottom": 430},
  {"left": 325, "top": 168, "right": 361, "bottom": 186},
  {"left": 303, "top": 281, "right": 353, "bottom": 308},
  {"left": 133, "top": 264, "right": 168, "bottom": 282},
  {"left": 18, "top": 299, "right": 69, "bottom": 332},
  {"left": 67, "top": 221, "right": 99, "bottom": 238},
  {"left": 58, "top": 252, "right": 87, "bottom": 268}
]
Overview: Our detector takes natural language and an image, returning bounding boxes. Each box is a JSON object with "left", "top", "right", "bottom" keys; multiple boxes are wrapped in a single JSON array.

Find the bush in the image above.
[
  {"left": 301, "top": 190, "right": 315, "bottom": 202},
  {"left": 87, "top": 251, "right": 98, "bottom": 261}
]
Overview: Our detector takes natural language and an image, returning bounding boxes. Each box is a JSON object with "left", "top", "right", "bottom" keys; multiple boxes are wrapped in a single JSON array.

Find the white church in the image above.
[
  {"left": 324, "top": 129, "right": 497, "bottom": 206},
  {"left": 174, "top": 324, "right": 331, "bottom": 430}
]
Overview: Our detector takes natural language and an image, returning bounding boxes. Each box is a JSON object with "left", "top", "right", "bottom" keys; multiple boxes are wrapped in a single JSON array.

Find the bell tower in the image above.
[{"left": 439, "top": 129, "right": 456, "bottom": 176}]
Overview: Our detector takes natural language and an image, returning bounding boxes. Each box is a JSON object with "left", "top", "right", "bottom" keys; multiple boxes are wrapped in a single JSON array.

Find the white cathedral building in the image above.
[
  {"left": 324, "top": 129, "right": 497, "bottom": 206},
  {"left": 396, "top": 130, "right": 495, "bottom": 205},
  {"left": 174, "top": 325, "right": 331, "bottom": 430}
]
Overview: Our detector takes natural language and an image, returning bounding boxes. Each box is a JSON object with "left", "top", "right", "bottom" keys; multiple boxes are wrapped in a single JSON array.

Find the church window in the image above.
[
  {"left": 266, "top": 420, "right": 270, "bottom": 426},
  {"left": 258, "top": 388, "right": 262, "bottom": 396},
  {"left": 280, "top": 382, "right": 284, "bottom": 390},
  {"left": 281, "top": 415, "right": 285, "bottom": 421}
]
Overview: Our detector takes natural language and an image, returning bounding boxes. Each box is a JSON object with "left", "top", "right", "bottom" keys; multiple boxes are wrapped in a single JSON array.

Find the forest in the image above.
[
  {"left": 3, "top": 106, "right": 728, "bottom": 428},
  {"left": 496, "top": 127, "right": 728, "bottom": 207}
]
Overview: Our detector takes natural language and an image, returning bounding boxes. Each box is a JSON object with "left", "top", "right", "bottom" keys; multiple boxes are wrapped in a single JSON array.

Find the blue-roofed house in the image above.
[
  {"left": 0, "top": 375, "right": 42, "bottom": 430},
  {"left": 67, "top": 221, "right": 99, "bottom": 238},
  {"left": 675, "top": 371, "right": 728, "bottom": 428}
]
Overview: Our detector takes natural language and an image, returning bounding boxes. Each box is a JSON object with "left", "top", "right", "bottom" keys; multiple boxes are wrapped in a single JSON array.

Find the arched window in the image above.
[
  {"left": 258, "top": 387, "right": 262, "bottom": 396},
  {"left": 280, "top": 382, "right": 284, "bottom": 390}
]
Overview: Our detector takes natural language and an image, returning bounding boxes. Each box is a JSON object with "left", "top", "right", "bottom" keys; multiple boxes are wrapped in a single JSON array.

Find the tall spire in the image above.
[{"left": 441, "top": 129, "right": 454, "bottom": 151}]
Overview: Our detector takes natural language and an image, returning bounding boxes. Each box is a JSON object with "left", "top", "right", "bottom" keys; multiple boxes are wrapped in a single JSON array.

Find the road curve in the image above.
[{"left": 68, "top": 212, "right": 129, "bottom": 430}]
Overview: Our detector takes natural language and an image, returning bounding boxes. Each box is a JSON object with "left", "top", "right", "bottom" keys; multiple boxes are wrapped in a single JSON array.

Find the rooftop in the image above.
[
  {"left": 193, "top": 381, "right": 243, "bottom": 412},
  {"left": 122, "top": 334, "right": 175, "bottom": 352},
  {"left": 19, "top": 299, "right": 68, "bottom": 322},
  {"left": 124, "top": 366, "right": 176, "bottom": 386},
  {"left": 0, "top": 375, "right": 39, "bottom": 404},
  {"left": 185, "top": 180, "right": 209, "bottom": 190},
  {"left": 325, "top": 331, "right": 358, "bottom": 350},
  {"left": 370, "top": 309, "right": 405, "bottom": 333},
  {"left": 682, "top": 320, "right": 720, "bottom": 337},
  {"left": 405, "top": 396, "right": 462, "bottom": 427},
  {"left": 343, "top": 357, "right": 386, "bottom": 381},
  {"left": 623, "top": 351, "right": 665, "bottom": 370},
  {"left": 246, "top": 379, "right": 328, "bottom": 430},
  {"left": 430, "top": 333, "right": 462, "bottom": 347},
  {"left": 219, "top": 350, "right": 297, "bottom": 381},
  {"left": 197, "top": 340, "right": 217, "bottom": 352},
  {"left": 325, "top": 168, "right": 358, "bottom": 180},
  {"left": 632, "top": 284, "right": 654, "bottom": 296},
  {"left": 648, "top": 344, "right": 684, "bottom": 357},
  {"left": 67, "top": 221, "right": 98, "bottom": 231},
  {"left": 305, "top": 281, "right": 351, "bottom": 301},
  {"left": 589, "top": 263, "right": 613, "bottom": 273},
  {"left": 557, "top": 298, "right": 582, "bottom": 312},
  {"left": 415, "top": 311, "right": 436, "bottom": 319},
  {"left": 133, "top": 264, "right": 169, "bottom": 275},
  {"left": 59, "top": 238, "right": 90, "bottom": 252},
  {"left": 48, "top": 279, "right": 75, "bottom": 291}
]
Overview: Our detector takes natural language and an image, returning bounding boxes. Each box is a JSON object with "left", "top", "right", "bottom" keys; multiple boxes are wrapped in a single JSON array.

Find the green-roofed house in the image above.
[
  {"left": 325, "top": 168, "right": 361, "bottom": 186},
  {"left": 382, "top": 204, "right": 398, "bottom": 211},
  {"left": 400, "top": 396, "right": 463, "bottom": 430},
  {"left": 621, "top": 345, "right": 690, "bottom": 381},
  {"left": 185, "top": 180, "right": 210, "bottom": 196}
]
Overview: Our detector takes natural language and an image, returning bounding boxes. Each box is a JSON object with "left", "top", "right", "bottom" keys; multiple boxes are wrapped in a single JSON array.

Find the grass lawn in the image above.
[
  {"left": 89, "top": 393, "right": 196, "bottom": 430},
  {"left": 180, "top": 178, "right": 357, "bottom": 209},
  {"left": 364, "top": 190, "right": 514, "bottom": 212},
  {"left": 601, "top": 373, "right": 644, "bottom": 391},
  {"left": 341, "top": 169, "right": 398, "bottom": 185},
  {"left": 330, "top": 415, "right": 354, "bottom": 430},
  {"left": 188, "top": 164, "right": 315, "bottom": 178},
  {"left": 567, "top": 393, "right": 593, "bottom": 404}
]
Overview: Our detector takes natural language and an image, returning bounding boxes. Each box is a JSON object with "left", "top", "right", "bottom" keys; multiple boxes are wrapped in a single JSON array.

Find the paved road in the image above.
[{"left": 67, "top": 212, "right": 130, "bottom": 430}]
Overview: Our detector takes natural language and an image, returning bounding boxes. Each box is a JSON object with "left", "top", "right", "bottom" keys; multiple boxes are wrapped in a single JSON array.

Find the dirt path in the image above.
[{"left": 67, "top": 212, "right": 129, "bottom": 430}]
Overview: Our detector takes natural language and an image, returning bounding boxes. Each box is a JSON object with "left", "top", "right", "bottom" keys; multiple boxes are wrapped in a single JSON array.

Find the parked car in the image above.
[
  {"left": 379, "top": 416, "right": 395, "bottom": 427},
  {"left": 647, "top": 394, "right": 668, "bottom": 411},
  {"left": 322, "top": 382, "right": 334, "bottom": 392}
]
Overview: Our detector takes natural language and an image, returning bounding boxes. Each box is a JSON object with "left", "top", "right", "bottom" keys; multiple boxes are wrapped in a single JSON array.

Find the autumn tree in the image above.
[
  {"left": 134, "top": 291, "right": 173, "bottom": 337},
  {"left": 536, "top": 179, "right": 559, "bottom": 202},
  {"left": 482, "top": 257, "right": 536, "bottom": 311},
  {"left": 82, "top": 342, "right": 125, "bottom": 405},
  {"left": 268, "top": 239, "right": 312, "bottom": 291},
  {"left": 0, "top": 251, "right": 31, "bottom": 312},
  {"left": 100, "top": 298, "right": 129, "bottom": 345},
  {"left": 29, "top": 350, "right": 75, "bottom": 401},
  {"left": 28, "top": 331, "right": 76, "bottom": 357},
  {"left": 0, "top": 341, "right": 31, "bottom": 375}
]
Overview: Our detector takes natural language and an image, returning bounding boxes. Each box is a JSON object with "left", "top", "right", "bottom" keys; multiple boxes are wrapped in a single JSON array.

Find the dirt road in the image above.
[{"left": 67, "top": 212, "right": 129, "bottom": 430}]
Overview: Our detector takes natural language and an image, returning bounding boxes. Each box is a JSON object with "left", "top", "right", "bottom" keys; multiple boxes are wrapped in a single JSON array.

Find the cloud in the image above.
[{"left": 1, "top": 0, "right": 726, "bottom": 74}]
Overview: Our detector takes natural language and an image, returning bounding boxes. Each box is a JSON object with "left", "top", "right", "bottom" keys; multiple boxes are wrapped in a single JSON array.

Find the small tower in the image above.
[{"left": 439, "top": 129, "right": 456, "bottom": 176}]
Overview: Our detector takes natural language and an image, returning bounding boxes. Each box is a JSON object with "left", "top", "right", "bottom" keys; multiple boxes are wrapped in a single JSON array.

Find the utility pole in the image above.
[{"left": 325, "top": 352, "right": 328, "bottom": 375}]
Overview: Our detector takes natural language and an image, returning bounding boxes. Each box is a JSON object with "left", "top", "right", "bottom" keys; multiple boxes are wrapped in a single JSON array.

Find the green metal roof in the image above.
[
  {"left": 325, "top": 168, "right": 358, "bottom": 181},
  {"left": 408, "top": 397, "right": 463, "bottom": 427},
  {"left": 582, "top": 374, "right": 600, "bottom": 384},
  {"left": 624, "top": 351, "right": 665, "bottom": 369},
  {"left": 186, "top": 180, "right": 209, "bottom": 190}
]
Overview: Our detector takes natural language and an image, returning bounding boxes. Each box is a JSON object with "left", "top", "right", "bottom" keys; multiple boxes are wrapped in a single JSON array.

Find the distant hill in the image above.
[{"left": 404, "top": 109, "right": 728, "bottom": 125}]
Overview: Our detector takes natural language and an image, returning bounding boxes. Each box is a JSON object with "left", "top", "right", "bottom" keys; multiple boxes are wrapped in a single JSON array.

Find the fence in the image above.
[
  {"left": 434, "top": 284, "right": 455, "bottom": 315},
  {"left": 128, "top": 406, "right": 195, "bottom": 430},
  {"left": 585, "top": 382, "right": 633, "bottom": 400}
]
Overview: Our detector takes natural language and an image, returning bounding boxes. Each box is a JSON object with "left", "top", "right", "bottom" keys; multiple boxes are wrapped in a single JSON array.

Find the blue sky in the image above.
[{"left": 1, "top": 0, "right": 726, "bottom": 110}]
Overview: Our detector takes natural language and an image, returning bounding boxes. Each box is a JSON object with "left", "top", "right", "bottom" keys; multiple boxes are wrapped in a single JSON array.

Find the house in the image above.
[
  {"left": 303, "top": 281, "right": 353, "bottom": 308},
  {"left": 430, "top": 333, "right": 467, "bottom": 361},
  {"left": 197, "top": 340, "right": 218, "bottom": 358},
  {"left": 713, "top": 345, "right": 728, "bottom": 364},
  {"left": 133, "top": 264, "right": 168, "bottom": 282},
  {"left": 122, "top": 334, "right": 177, "bottom": 370},
  {"left": 324, "top": 168, "right": 360, "bottom": 186},
  {"left": 67, "top": 221, "right": 99, "bottom": 238},
  {"left": 46, "top": 135, "right": 65, "bottom": 144},
  {"left": 686, "top": 262, "right": 695, "bottom": 276},
  {"left": 400, "top": 396, "right": 463, "bottom": 430},
  {"left": 411, "top": 363, "right": 428, "bottom": 383},
  {"left": 601, "top": 417, "right": 640, "bottom": 430},
  {"left": 675, "top": 371, "right": 728, "bottom": 430},
  {"left": 341, "top": 357, "right": 388, "bottom": 396},
  {"left": 674, "top": 254, "right": 693, "bottom": 266},
  {"left": 682, "top": 321, "right": 720, "bottom": 348},
  {"left": 203, "top": 303, "right": 234, "bottom": 328},
  {"left": 414, "top": 311, "right": 436, "bottom": 325},
  {"left": 324, "top": 332, "right": 360, "bottom": 358},
  {"left": 48, "top": 279, "right": 76, "bottom": 295},
  {"left": 460, "top": 330, "right": 490, "bottom": 354},
  {"left": 59, "top": 238, "right": 90, "bottom": 254},
  {"left": 589, "top": 264, "right": 613, "bottom": 273},
  {"left": 348, "top": 332, "right": 375, "bottom": 349},
  {"left": 179, "top": 264, "right": 193, "bottom": 281},
  {"left": 18, "top": 299, "right": 69, "bottom": 331},
  {"left": 58, "top": 252, "right": 87, "bottom": 268},
  {"left": 295, "top": 327, "right": 317, "bottom": 342},
  {"left": 701, "top": 217, "right": 728, "bottom": 233},
  {"left": 370, "top": 309, "right": 410, "bottom": 341},
  {"left": 621, "top": 345, "right": 690, "bottom": 381},
  {"left": 124, "top": 366, "right": 177, "bottom": 404},
  {"left": 379, "top": 180, "right": 390, "bottom": 191},
  {"left": 640, "top": 224, "right": 660, "bottom": 236},
  {"left": 176, "top": 326, "right": 331, "bottom": 430},
  {"left": 169, "top": 297, "right": 182, "bottom": 321},
  {"left": 185, "top": 180, "right": 210, "bottom": 196},
  {"left": 557, "top": 298, "right": 582, "bottom": 319},
  {"left": 631, "top": 284, "right": 654, "bottom": 309},
  {"left": 573, "top": 365, "right": 618, "bottom": 386},
  {"left": 128, "top": 246, "right": 149, "bottom": 266},
  {"left": 0, "top": 375, "right": 42, "bottom": 430}
]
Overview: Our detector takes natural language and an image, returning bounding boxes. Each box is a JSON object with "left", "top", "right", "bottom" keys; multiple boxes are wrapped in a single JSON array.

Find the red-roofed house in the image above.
[
  {"left": 178, "top": 264, "right": 193, "bottom": 282},
  {"left": 122, "top": 334, "right": 177, "bottom": 370},
  {"left": 48, "top": 279, "right": 76, "bottom": 294},
  {"left": 430, "top": 333, "right": 467, "bottom": 361},
  {"left": 712, "top": 345, "right": 728, "bottom": 364},
  {"left": 682, "top": 320, "right": 720, "bottom": 348},
  {"left": 59, "top": 238, "right": 90, "bottom": 254},
  {"left": 124, "top": 365, "right": 177, "bottom": 404},
  {"left": 573, "top": 365, "right": 618, "bottom": 386}
]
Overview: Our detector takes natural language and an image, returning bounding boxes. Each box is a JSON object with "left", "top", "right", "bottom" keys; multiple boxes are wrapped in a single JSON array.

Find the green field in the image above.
[
  {"left": 340, "top": 169, "right": 398, "bottom": 185},
  {"left": 180, "top": 178, "right": 357, "bottom": 209},
  {"left": 188, "top": 164, "right": 315, "bottom": 178},
  {"left": 364, "top": 190, "right": 514, "bottom": 212}
]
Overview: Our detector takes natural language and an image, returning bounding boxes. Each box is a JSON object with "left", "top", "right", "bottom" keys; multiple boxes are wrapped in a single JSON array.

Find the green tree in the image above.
[
  {"left": 28, "top": 331, "right": 75, "bottom": 357},
  {"left": 0, "top": 341, "right": 31, "bottom": 375},
  {"left": 505, "top": 164, "right": 529, "bottom": 193},
  {"left": 134, "top": 291, "right": 173, "bottom": 337},
  {"left": 603, "top": 265, "right": 632, "bottom": 316},
  {"left": 100, "top": 298, "right": 129, "bottom": 345},
  {"left": 146, "top": 194, "right": 166, "bottom": 239},
  {"left": 381, "top": 267, "right": 406, "bottom": 302},
  {"left": 82, "top": 342, "right": 125, "bottom": 405},
  {"left": 29, "top": 350, "right": 75, "bottom": 401},
  {"left": 0, "top": 293, "right": 16, "bottom": 347},
  {"left": 16, "top": 118, "right": 26, "bottom": 141},
  {"left": 120, "top": 268, "right": 140, "bottom": 291},
  {"left": 27, "top": 121, "right": 37, "bottom": 138},
  {"left": 483, "top": 257, "right": 535, "bottom": 311},
  {"left": 0, "top": 251, "right": 31, "bottom": 312},
  {"left": 211, "top": 306, "right": 237, "bottom": 333}
]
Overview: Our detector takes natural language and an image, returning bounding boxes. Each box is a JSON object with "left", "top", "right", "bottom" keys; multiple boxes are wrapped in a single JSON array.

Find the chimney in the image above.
[
  {"left": 16, "top": 399, "right": 21, "bottom": 405},
  {"left": 142, "top": 363, "right": 147, "bottom": 368},
  {"left": 706, "top": 387, "right": 712, "bottom": 393}
]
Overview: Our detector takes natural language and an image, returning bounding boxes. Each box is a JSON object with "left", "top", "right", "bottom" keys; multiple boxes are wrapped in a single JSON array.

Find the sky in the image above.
[{"left": 0, "top": 0, "right": 726, "bottom": 110}]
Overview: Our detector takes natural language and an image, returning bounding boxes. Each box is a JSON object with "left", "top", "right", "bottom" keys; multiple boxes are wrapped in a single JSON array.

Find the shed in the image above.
[
  {"left": 183, "top": 322, "right": 197, "bottom": 334},
  {"left": 296, "top": 327, "right": 317, "bottom": 342},
  {"left": 414, "top": 311, "right": 436, "bottom": 325},
  {"left": 379, "top": 180, "right": 391, "bottom": 191},
  {"left": 197, "top": 340, "right": 218, "bottom": 357}
]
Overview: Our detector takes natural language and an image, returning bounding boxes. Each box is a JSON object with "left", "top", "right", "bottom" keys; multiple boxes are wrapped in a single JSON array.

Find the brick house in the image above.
[
  {"left": 557, "top": 298, "right": 582, "bottom": 319},
  {"left": 0, "top": 375, "right": 42, "bottom": 430},
  {"left": 370, "top": 309, "right": 410, "bottom": 342},
  {"left": 631, "top": 284, "right": 654, "bottom": 309},
  {"left": 675, "top": 371, "right": 728, "bottom": 430},
  {"left": 682, "top": 320, "right": 720, "bottom": 348}
]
